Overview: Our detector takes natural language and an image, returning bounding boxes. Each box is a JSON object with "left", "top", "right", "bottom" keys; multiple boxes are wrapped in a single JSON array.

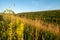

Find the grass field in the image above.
[{"left": 0, "top": 10, "right": 60, "bottom": 40}]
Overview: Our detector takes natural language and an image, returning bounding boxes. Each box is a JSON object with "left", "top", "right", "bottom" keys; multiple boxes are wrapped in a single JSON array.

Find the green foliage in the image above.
[
  {"left": 0, "top": 15, "right": 4, "bottom": 21},
  {"left": 24, "top": 24, "right": 58, "bottom": 40},
  {"left": 41, "top": 30, "right": 56, "bottom": 40},
  {"left": 24, "top": 24, "right": 35, "bottom": 40}
]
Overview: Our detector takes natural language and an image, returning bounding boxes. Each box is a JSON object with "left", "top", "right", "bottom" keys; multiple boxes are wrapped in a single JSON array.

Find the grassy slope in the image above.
[
  {"left": 0, "top": 10, "right": 60, "bottom": 40},
  {"left": 17, "top": 10, "right": 60, "bottom": 40},
  {"left": 17, "top": 10, "right": 60, "bottom": 34},
  {"left": 17, "top": 10, "right": 60, "bottom": 24}
]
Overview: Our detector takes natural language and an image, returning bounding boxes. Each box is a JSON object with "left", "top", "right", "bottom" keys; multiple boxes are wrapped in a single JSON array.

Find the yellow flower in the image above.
[{"left": 16, "top": 22, "right": 24, "bottom": 38}]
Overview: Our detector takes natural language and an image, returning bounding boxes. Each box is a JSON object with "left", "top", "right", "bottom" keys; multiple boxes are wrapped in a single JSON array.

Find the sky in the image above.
[{"left": 0, "top": 0, "right": 60, "bottom": 13}]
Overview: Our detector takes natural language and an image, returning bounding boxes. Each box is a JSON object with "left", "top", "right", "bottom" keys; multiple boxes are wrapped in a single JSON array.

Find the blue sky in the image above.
[{"left": 0, "top": 0, "right": 60, "bottom": 13}]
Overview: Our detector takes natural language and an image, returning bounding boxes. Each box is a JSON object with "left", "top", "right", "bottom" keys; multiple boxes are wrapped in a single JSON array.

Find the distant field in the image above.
[{"left": 17, "top": 10, "right": 60, "bottom": 24}]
